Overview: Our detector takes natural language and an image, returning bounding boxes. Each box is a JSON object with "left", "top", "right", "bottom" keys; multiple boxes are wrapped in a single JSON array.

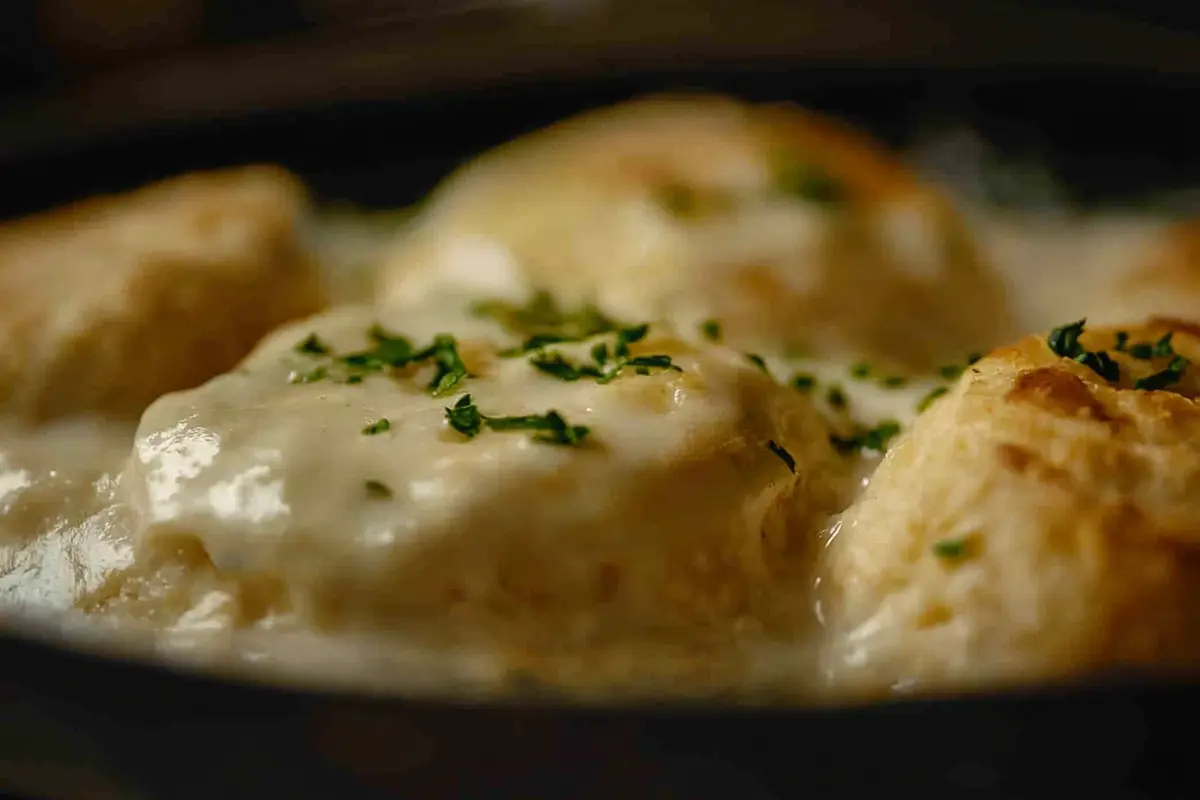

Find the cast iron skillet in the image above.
[{"left": 1, "top": 66, "right": 1199, "bottom": 799}]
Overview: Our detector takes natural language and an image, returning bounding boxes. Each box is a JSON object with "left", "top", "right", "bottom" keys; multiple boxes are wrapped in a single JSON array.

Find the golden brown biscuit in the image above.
[
  {"left": 1087, "top": 217, "right": 1200, "bottom": 326},
  {"left": 819, "top": 319, "right": 1200, "bottom": 697},
  {"left": 381, "top": 95, "right": 1011, "bottom": 373},
  {"left": 0, "top": 165, "right": 325, "bottom": 422}
]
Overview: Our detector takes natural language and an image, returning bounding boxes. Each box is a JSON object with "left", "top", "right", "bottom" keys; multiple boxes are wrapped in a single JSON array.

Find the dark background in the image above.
[{"left": 0, "top": 0, "right": 1198, "bottom": 220}]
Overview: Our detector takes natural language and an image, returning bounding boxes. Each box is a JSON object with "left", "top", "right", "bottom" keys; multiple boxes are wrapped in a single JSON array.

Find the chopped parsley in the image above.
[
  {"left": 967, "top": 351, "right": 984, "bottom": 365},
  {"left": 294, "top": 333, "right": 330, "bottom": 356},
  {"left": 880, "top": 375, "right": 907, "bottom": 388},
  {"left": 825, "top": 384, "right": 848, "bottom": 410},
  {"left": 1047, "top": 319, "right": 1087, "bottom": 359},
  {"left": 791, "top": 372, "right": 817, "bottom": 392},
  {"left": 932, "top": 538, "right": 968, "bottom": 560},
  {"left": 487, "top": 411, "right": 591, "bottom": 446},
  {"left": 528, "top": 323, "right": 679, "bottom": 384},
  {"left": 916, "top": 385, "right": 949, "bottom": 412},
  {"left": 1125, "top": 332, "right": 1174, "bottom": 360},
  {"left": 766, "top": 440, "right": 796, "bottom": 473},
  {"left": 830, "top": 420, "right": 902, "bottom": 454},
  {"left": 445, "top": 394, "right": 483, "bottom": 438},
  {"left": 472, "top": 291, "right": 621, "bottom": 348},
  {"left": 444, "top": 394, "right": 590, "bottom": 446},
  {"left": 416, "top": 334, "right": 467, "bottom": 396},
  {"left": 1073, "top": 350, "right": 1120, "bottom": 382},
  {"left": 288, "top": 325, "right": 472, "bottom": 395},
  {"left": 849, "top": 362, "right": 872, "bottom": 380},
  {"left": 1045, "top": 319, "right": 1121, "bottom": 383},
  {"left": 699, "top": 319, "right": 723, "bottom": 342},
  {"left": 364, "top": 480, "right": 393, "bottom": 499},
  {"left": 362, "top": 418, "right": 391, "bottom": 436},
  {"left": 745, "top": 353, "right": 771, "bottom": 377},
  {"left": 1133, "top": 355, "right": 1189, "bottom": 391},
  {"left": 938, "top": 363, "right": 964, "bottom": 381},
  {"left": 773, "top": 155, "right": 843, "bottom": 205},
  {"left": 657, "top": 183, "right": 700, "bottom": 217},
  {"left": 1114, "top": 331, "right": 1129, "bottom": 352}
]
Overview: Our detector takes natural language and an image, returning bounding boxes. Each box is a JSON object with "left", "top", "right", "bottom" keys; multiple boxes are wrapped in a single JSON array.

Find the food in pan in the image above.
[
  {"left": 381, "top": 95, "right": 1011, "bottom": 374},
  {"left": 0, "top": 94, "right": 1195, "bottom": 701}
]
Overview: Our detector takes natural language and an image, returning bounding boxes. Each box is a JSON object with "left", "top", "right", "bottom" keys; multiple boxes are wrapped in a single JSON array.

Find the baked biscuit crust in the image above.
[{"left": 0, "top": 166, "right": 325, "bottom": 422}]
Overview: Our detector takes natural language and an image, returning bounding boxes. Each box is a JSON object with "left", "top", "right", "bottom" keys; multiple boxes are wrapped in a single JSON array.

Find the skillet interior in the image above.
[{"left": 0, "top": 65, "right": 1198, "bottom": 798}]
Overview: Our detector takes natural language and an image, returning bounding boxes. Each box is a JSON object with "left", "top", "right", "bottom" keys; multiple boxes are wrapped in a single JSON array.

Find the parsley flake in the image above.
[
  {"left": 830, "top": 420, "right": 902, "bottom": 455},
  {"left": 1046, "top": 319, "right": 1121, "bottom": 383},
  {"left": 444, "top": 394, "right": 590, "bottom": 446},
  {"left": 916, "top": 385, "right": 949, "bottom": 412},
  {"left": 700, "top": 319, "right": 722, "bottom": 342},
  {"left": 826, "top": 384, "right": 848, "bottom": 410},
  {"left": 472, "top": 291, "right": 621, "bottom": 346},
  {"left": 362, "top": 418, "right": 391, "bottom": 436},
  {"left": 1047, "top": 319, "right": 1087, "bottom": 359},
  {"left": 364, "top": 480, "right": 393, "bottom": 499},
  {"left": 791, "top": 372, "right": 817, "bottom": 392},
  {"left": 745, "top": 353, "right": 771, "bottom": 377},
  {"left": 849, "top": 362, "right": 872, "bottom": 380},
  {"left": 773, "top": 155, "right": 843, "bottom": 205},
  {"left": 445, "top": 394, "right": 483, "bottom": 438},
  {"left": 1133, "top": 355, "right": 1190, "bottom": 391},
  {"left": 766, "top": 440, "right": 796, "bottom": 473},
  {"left": 295, "top": 333, "right": 330, "bottom": 356},
  {"left": 1074, "top": 350, "right": 1120, "bottom": 382},
  {"left": 932, "top": 538, "right": 968, "bottom": 560}
]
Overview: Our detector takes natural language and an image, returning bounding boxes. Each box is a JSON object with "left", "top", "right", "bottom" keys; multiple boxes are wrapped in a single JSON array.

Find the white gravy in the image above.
[{"left": 0, "top": 200, "right": 1175, "bottom": 700}]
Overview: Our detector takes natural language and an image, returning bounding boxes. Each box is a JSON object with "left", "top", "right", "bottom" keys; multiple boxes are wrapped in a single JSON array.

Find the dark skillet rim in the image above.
[{"left": 2, "top": 618, "right": 1197, "bottom": 715}]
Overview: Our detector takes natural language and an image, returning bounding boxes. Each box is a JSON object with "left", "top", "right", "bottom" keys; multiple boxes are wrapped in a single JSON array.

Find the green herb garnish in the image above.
[
  {"left": 826, "top": 384, "right": 847, "bottom": 410},
  {"left": 791, "top": 373, "right": 817, "bottom": 392},
  {"left": 916, "top": 385, "right": 949, "bottom": 412},
  {"left": 1074, "top": 350, "right": 1120, "bottom": 382},
  {"left": 938, "top": 364, "right": 964, "bottom": 381},
  {"left": 849, "top": 362, "right": 872, "bottom": 380},
  {"left": 1133, "top": 355, "right": 1190, "bottom": 391},
  {"left": 1114, "top": 331, "right": 1129, "bottom": 352},
  {"left": 295, "top": 333, "right": 330, "bottom": 356},
  {"left": 364, "top": 480, "right": 393, "bottom": 499},
  {"left": 932, "top": 538, "right": 968, "bottom": 560},
  {"left": 657, "top": 183, "right": 700, "bottom": 217},
  {"left": 362, "top": 418, "right": 391, "bottom": 436},
  {"left": 472, "top": 291, "right": 621, "bottom": 346},
  {"left": 773, "top": 156, "right": 843, "bottom": 205},
  {"left": 444, "top": 394, "right": 590, "bottom": 446},
  {"left": 1046, "top": 319, "right": 1121, "bottom": 383},
  {"left": 766, "top": 440, "right": 796, "bottom": 473},
  {"left": 1047, "top": 319, "right": 1087, "bottom": 359},
  {"left": 488, "top": 411, "right": 591, "bottom": 446},
  {"left": 699, "top": 319, "right": 722, "bottom": 342},
  {"left": 420, "top": 334, "right": 469, "bottom": 396},
  {"left": 746, "top": 353, "right": 771, "bottom": 378},
  {"left": 880, "top": 375, "right": 907, "bottom": 388},
  {"left": 445, "top": 394, "right": 483, "bottom": 438},
  {"left": 529, "top": 323, "right": 678, "bottom": 384},
  {"left": 830, "top": 420, "right": 902, "bottom": 455}
]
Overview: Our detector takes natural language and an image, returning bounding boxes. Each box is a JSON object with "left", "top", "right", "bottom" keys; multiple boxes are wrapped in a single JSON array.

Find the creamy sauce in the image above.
[{"left": 0, "top": 145, "right": 1186, "bottom": 700}]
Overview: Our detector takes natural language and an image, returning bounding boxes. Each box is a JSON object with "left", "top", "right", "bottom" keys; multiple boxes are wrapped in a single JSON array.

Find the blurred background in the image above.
[{"left": 0, "top": 0, "right": 1197, "bottom": 215}]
